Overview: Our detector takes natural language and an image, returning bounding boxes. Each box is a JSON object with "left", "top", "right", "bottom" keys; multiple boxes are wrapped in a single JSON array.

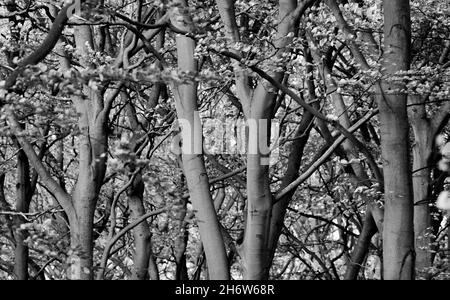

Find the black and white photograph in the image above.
[{"left": 0, "top": 0, "right": 449, "bottom": 285}]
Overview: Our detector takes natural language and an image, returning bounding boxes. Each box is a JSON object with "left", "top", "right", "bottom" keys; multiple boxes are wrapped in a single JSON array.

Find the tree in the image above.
[
  {"left": 379, "top": 0, "right": 414, "bottom": 280},
  {"left": 0, "top": 0, "right": 449, "bottom": 281}
]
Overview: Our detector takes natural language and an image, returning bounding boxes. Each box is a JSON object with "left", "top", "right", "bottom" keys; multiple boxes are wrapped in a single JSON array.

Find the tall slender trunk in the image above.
[
  {"left": 241, "top": 0, "right": 301, "bottom": 280},
  {"left": 409, "top": 95, "right": 433, "bottom": 278},
  {"left": 380, "top": 0, "right": 414, "bottom": 280},
  {"left": 122, "top": 91, "right": 159, "bottom": 280},
  {"left": 5, "top": 0, "right": 32, "bottom": 280},
  {"left": 243, "top": 107, "right": 274, "bottom": 279},
  {"left": 64, "top": 24, "right": 109, "bottom": 280},
  {"left": 13, "top": 148, "right": 32, "bottom": 280},
  {"left": 170, "top": 0, "right": 229, "bottom": 280},
  {"left": 180, "top": 153, "right": 229, "bottom": 279},
  {"left": 267, "top": 110, "right": 313, "bottom": 271}
]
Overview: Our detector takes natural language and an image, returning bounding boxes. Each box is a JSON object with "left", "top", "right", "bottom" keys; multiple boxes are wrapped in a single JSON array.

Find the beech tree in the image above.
[{"left": 0, "top": 0, "right": 449, "bottom": 281}]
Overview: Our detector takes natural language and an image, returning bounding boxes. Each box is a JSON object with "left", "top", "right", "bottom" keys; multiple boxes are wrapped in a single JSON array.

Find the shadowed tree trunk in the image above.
[
  {"left": 344, "top": 204, "right": 381, "bottom": 280},
  {"left": 266, "top": 41, "right": 316, "bottom": 272},
  {"left": 173, "top": 195, "right": 189, "bottom": 281},
  {"left": 408, "top": 37, "right": 450, "bottom": 279},
  {"left": 122, "top": 88, "right": 160, "bottom": 280},
  {"left": 13, "top": 147, "right": 33, "bottom": 280},
  {"left": 409, "top": 95, "right": 433, "bottom": 278}
]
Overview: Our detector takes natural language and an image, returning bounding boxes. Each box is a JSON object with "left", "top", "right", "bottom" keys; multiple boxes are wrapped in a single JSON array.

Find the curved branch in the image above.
[
  {"left": 2, "top": 1, "right": 79, "bottom": 92},
  {"left": 213, "top": 49, "right": 382, "bottom": 184},
  {"left": 97, "top": 208, "right": 166, "bottom": 280},
  {"left": 5, "top": 108, "right": 73, "bottom": 216},
  {"left": 275, "top": 108, "right": 379, "bottom": 201}
]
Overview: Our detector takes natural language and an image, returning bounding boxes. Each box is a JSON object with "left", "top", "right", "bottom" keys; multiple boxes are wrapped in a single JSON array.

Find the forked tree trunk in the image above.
[
  {"left": 241, "top": 0, "right": 299, "bottom": 280},
  {"left": 64, "top": 23, "right": 109, "bottom": 280},
  {"left": 216, "top": 0, "right": 314, "bottom": 279}
]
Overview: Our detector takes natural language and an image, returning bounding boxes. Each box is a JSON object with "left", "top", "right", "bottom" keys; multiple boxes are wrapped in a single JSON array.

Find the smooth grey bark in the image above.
[
  {"left": 128, "top": 175, "right": 154, "bottom": 280},
  {"left": 3, "top": 2, "right": 108, "bottom": 280},
  {"left": 122, "top": 90, "right": 159, "bottom": 280},
  {"left": 409, "top": 95, "right": 434, "bottom": 278},
  {"left": 325, "top": 0, "right": 450, "bottom": 279},
  {"left": 380, "top": 0, "right": 414, "bottom": 280},
  {"left": 217, "top": 0, "right": 314, "bottom": 280},
  {"left": 170, "top": 0, "right": 229, "bottom": 280},
  {"left": 61, "top": 24, "right": 109, "bottom": 280}
]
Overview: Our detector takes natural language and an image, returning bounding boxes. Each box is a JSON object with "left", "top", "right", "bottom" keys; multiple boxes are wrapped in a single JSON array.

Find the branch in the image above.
[
  {"left": 0, "top": 1, "right": 33, "bottom": 19},
  {"left": 324, "top": 0, "right": 371, "bottom": 70},
  {"left": 5, "top": 108, "right": 73, "bottom": 215},
  {"left": 289, "top": 208, "right": 358, "bottom": 238},
  {"left": 215, "top": 0, "right": 251, "bottom": 102},
  {"left": 110, "top": 10, "right": 170, "bottom": 30},
  {"left": 181, "top": 166, "right": 247, "bottom": 199},
  {"left": 213, "top": 49, "right": 381, "bottom": 180},
  {"left": 431, "top": 100, "right": 450, "bottom": 136},
  {"left": 97, "top": 207, "right": 167, "bottom": 280},
  {"left": 430, "top": 61, "right": 450, "bottom": 135},
  {"left": 275, "top": 108, "right": 379, "bottom": 201},
  {"left": 208, "top": 156, "right": 246, "bottom": 187},
  {"left": 2, "top": 1, "right": 78, "bottom": 92}
]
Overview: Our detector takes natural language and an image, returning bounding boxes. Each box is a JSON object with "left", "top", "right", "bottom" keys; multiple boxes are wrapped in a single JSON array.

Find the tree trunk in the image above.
[
  {"left": 243, "top": 112, "right": 273, "bottom": 279},
  {"left": 13, "top": 148, "right": 32, "bottom": 280},
  {"left": 267, "top": 113, "right": 313, "bottom": 263},
  {"left": 241, "top": 0, "right": 301, "bottom": 280},
  {"left": 64, "top": 24, "right": 109, "bottom": 280},
  {"left": 344, "top": 206, "right": 377, "bottom": 280},
  {"left": 170, "top": 0, "right": 229, "bottom": 280},
  {"left": 128, "top": 175, "right": 154, "bottom": 280},
  {"left": 68, "top": 181, "right": 97, "bottom": 280},
  {"left": 409, "top": 95, "right": 433, "bottom": 278},
  {"left": 174, "top": 194, "right": 189, "bottom": 281},
  {"left": 380, "top": 0, "right": 414, "bottom": 280}
]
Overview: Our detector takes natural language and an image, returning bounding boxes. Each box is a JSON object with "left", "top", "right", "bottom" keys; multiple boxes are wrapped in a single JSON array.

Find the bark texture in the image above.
[
  {"left": 170, "top": 0, "right": 229, "bottom": 280},
  {"left": 380, "top": 0, "right": 414, "bottom": 280}
]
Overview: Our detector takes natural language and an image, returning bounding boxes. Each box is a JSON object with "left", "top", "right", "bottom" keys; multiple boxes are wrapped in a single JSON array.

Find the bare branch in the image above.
[{"left": 5, "top": 108, "right": 73, "bottom": 215}]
